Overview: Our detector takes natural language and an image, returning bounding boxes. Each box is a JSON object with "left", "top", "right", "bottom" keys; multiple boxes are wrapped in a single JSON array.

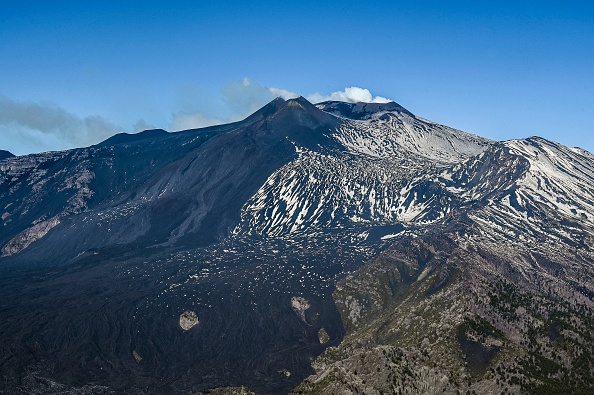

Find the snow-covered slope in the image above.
[
  {"left": 3, "top": 96, "right": 594, "bottom": 395},
  {"left": 235, "top": 100, "right": 493, "bottom": 237},
  {"left": 235, "top": 150, "right": 418, "bottom": 236},
  {"left": 421, "top": 136, "right": 594, "bottom": 244},
  {"left": 319, "top": 101, "right": 491, "bottom": 162},
  {"left": 235, "top": 100, "right": 594, "bottom": 245},
  {"left": 505, "top": 137, "right": 594, "bottom": 225}
]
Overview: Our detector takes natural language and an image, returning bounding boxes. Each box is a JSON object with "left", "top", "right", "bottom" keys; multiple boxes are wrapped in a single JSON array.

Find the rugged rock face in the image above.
[
  {"left": 291, "top": 296, "right": 311, "bottom": 323},
  {"left": 180, "top": 310, "right": 199, "bottom": 330},
  {"left": 292, "top": 137, "right": 594, "bottom": 394},
  {"left": 1, "top": 96, "right": 593, "bottom": 394},
  {"left": 293, "top": 226, "right": 594, "bottom": 394}
]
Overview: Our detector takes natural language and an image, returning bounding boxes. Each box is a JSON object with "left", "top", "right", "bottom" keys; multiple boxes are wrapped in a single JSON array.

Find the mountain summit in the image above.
[{"left": 1, "top": 97, "right": 593, "bottom": 394}]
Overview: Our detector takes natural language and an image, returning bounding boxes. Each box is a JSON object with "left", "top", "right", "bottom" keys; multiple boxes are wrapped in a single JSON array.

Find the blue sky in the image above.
[{"left": 1, "top": 1, "right": 593, "bottom": 155}]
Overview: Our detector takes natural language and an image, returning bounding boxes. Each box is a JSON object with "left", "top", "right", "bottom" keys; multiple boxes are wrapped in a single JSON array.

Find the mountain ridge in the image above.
[
  {"left": 1, "top": 96, "right": 593, "bottom": 394},
  {"left": 0, "top": 150, "right": 14, "bottom": 160}
]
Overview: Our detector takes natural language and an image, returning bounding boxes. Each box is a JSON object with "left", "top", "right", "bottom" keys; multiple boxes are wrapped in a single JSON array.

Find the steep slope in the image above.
[
  {"left": 236, "top": 101, "right": 491, "bottom": 237},
  {"left": 0, "top": 97, "right": 357, "bottom": 394},
  {"left": 0, "top": 150, "right": 14, "bottom": 160},
  {"left": 294, "top": 137, "right": 594, "bottom": 394},
  {"left": 318, "top": 101, "right": 490, "bottom": 162},
  {"left": 1, "top": 96, "right": 593, "bottom": 395},
  {"left": 0, "top": 97, "right": 339, "bottom": 265},
  {"left": 0, "top": 128, "right": 214, "bottom": 260}
]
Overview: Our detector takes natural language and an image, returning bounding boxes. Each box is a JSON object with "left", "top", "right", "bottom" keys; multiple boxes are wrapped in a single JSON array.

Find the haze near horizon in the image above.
[{"left": 1, "top": 1, "right": 592, "bottom": 155}]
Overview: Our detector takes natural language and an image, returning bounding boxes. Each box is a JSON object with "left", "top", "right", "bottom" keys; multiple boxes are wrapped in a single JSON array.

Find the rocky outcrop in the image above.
[
  {"left": 291, "top": 296, "right": 310, "bottom": 323},
  {"left": 2, "top": 216, "right": 60, "bottom": 256},
  {"left": 179, "top": 310, "right": 199, "bottom": 330}
]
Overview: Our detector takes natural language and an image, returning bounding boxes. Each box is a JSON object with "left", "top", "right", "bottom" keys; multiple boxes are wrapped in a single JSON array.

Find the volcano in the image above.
[{"left": 1, "top": 97, "right": 593, "bottom": 394}]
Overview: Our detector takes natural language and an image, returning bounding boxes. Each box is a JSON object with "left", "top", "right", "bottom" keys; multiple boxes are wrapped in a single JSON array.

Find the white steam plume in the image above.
[{"left": 307, "top": 86, "right": 391, "bottom": 104}]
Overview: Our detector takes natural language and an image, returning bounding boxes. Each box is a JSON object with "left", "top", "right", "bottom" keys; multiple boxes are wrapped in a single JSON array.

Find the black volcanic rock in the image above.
[
  {"left": 1, "top": 97, "right": 594, "bottom": 394},
  {"left": 316, "top": 100, "right": 414, "bottom": 120},
  {"left": 242, "top": 96, "right": 341, "bottom": 151},
  {"left": 0, "top": 150, "right": 14, "bottom": 160},
  {"left": 97, "top": 128, "right": 169, "bottom": 146},
  {"left": 0, "top": 97, "right": 348, "bottom": 393},
  {"left": 0, "top": 97, "right": 340, "bottom": 265}
]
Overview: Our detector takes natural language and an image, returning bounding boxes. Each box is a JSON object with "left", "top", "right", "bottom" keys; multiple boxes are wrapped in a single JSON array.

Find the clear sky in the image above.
[{"left": 1, "top": 1, "right": 593, "bottom": 156}]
